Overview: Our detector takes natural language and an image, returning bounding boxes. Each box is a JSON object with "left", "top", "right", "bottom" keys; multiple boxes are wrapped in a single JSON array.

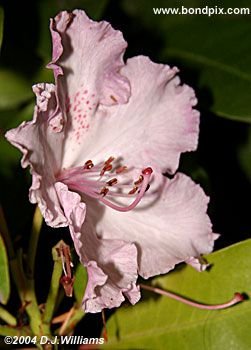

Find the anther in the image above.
[
  {"left": 100, "top": 164, "right": 113, "bottom": 176},
  {"left": 128, "top": 186, "right": 138, "bottom": 195},
  {"left": 84, "top": 160, "right": 94, "bottom": 169},
  {"left": 105, "top": 156, "right": 115, "bottom": 165},
  {"left": 100, "top": 187, "right": 109, "bottom": 196},
  {"left": 106, "top": 178, "right": 118, "bottom": 186},
  {"left": 116, "top": 166, "right": 127, "bottom": 174},
  {"left": 134, "top": 175, "right": 143, "bottom": 186}
]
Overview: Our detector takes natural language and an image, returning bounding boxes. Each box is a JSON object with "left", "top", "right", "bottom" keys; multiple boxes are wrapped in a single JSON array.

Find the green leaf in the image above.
[
  {"left": 105, "top": 240, "right": 251, "bottom": 349},
  {"left": 0, "top": 7, "right": 4, "bottom": 51},
  {"left": 123, "top": 0, "right": 251, "bottom": 122},
  {"left": 0, "top": 234, "right": 10, "bottom": 305},
  {"left": 74, "top": 263, "right": 88, "bottom": 306},
  {"left": 0, "top": 70, "right": 32, "bottom": 110}
]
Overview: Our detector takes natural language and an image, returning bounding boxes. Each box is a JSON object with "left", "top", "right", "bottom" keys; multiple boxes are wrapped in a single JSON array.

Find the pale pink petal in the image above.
[
  {"left": 62, "top": 56, "right": 199, "bottom": 174},
  {"left": 83, "top": 261, "right": 108, "bottom": 313},
  {"left": 82, "top": 241, "right": 140, "bottom": 313},
  {"left": 48, "top": 10, "right": 130, "bottom": 106},
  {"left": 89, "top": 173, "right": 215, "bottom": 279},
  {"left": 5, "top": 84, "right": 67, "bottom": 227},
  {"left": 55, "top": 182, "right": 140, "bottom": 313}
]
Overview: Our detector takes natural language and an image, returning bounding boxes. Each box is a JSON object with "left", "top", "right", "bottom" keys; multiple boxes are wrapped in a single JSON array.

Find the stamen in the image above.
[
  {"left": 57, "top": 158, "right": 153, "bottom": 213},
  {"left": 98, "top": 167, "right": 153, "bottom": 212},
  {"left": 140, "top": 284, "right": 244, "bottom": 310}
]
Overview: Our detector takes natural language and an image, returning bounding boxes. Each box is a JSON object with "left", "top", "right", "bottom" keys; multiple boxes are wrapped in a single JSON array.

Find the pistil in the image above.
[{"left": 140, "top": 284, "right": 244, "bottom": 310}]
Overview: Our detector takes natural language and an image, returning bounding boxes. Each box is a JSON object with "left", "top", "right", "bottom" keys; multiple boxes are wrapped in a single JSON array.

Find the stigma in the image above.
[{"left": 57, "top": 157, "right": 153, "bottom": 212}]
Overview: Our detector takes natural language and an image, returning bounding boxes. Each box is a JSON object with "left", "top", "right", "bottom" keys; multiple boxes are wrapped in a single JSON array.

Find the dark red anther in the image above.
[
  {"left": 84, "top": 160, "right": 94, "bottom": 169},
  {"left": 105, "top": 156, "right": 115, "bottom": 165},
  {"left": 100, "top": 187, "right": 109, "bottom": 196},
  {"left": 142, "top": 167, "right": 153, "bottom": 175},
  {"left": 116, "top": 166, "right": 127, "bottom": 174},
  {"left": 128, "top": 186, "right": 138, "bottom": 195},
  {"left": 134, "top": 175, "right": 143, "bottom": 186},
  {"left": 100, "top": 164, "right": 113, "bottom": 176},
  {"left": 106, "top": 178, "right": 118, "bottom": 186},
  {"left": 104, "top": 164, "right": 112, "bottom": 172}
]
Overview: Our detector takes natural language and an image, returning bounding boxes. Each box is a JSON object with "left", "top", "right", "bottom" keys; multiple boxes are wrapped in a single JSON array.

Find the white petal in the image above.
[{"left": 89, "top": 173, "right": 215, "bottom": 279}]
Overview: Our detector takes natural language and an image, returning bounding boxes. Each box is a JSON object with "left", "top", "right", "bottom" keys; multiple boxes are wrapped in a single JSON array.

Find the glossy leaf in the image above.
[
  {"left": 0, "top": 234, "right": 10, "bottom": 305},
  {"left": 123, "top": 0, "right": 251, "bottom": 122},
  {"left": 105, "top": 240, "right": 251, "bottom": 349}
]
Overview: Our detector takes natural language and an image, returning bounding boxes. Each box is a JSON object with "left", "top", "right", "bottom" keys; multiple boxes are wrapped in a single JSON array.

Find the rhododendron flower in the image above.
[{"left": 6, "top": 10, "right": 217, "bottom": 313}]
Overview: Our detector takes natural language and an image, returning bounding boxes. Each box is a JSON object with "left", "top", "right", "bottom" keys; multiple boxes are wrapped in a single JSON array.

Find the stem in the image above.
[
  {"left": 43, "top": 246, "right": 63, "bottom": 324},
  {"left": 64, "top": 308, "right": 84, "bottom": 334},
  {"left": 140, "top": 284, "right": 244, "bottom": 310},
  {"left": 0, "top": 306, "right": 17, "bottom": 326},
  {"left": 59, "top": 307, "right": 75, "bottom": 335},
  {"left": 54, "top": 308, "right": 85, "bottom": 336}
]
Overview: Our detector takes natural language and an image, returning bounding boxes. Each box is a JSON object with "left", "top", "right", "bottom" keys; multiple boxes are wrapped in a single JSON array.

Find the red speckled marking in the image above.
[{"left": 66, "top": 88, "right": 98, "bottom": 145}]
